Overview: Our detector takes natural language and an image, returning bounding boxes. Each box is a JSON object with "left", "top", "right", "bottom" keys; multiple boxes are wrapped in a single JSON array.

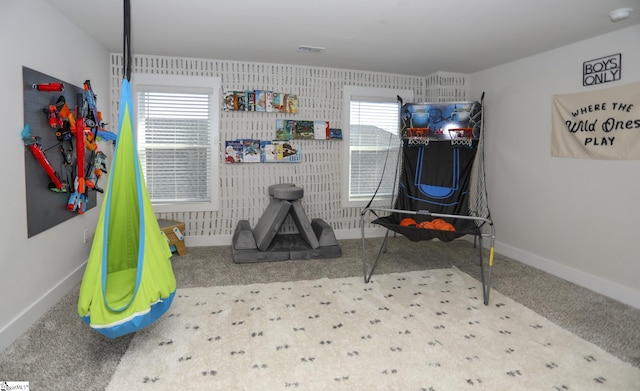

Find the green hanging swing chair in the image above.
[{"left": 77, "top": 78, "right": 176, "bottom": 338}]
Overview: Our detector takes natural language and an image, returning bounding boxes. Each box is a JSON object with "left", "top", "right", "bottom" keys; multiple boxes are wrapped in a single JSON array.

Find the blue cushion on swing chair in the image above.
[{"left": 80, "top": 292, "right": 175, "bottom": 339}]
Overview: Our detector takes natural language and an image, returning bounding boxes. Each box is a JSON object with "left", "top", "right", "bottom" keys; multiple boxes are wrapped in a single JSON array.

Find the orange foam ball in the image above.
[
  {"left": 399, "top": 217, "right": 417, "bottom": 227},
  {"left": 417, "top": 221, "right": 434, "bottom": 229}
]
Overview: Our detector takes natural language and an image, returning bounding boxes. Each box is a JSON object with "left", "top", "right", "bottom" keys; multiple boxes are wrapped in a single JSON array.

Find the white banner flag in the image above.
[{"left": 551, "top": 81, "right": 640, "bottom": 159}]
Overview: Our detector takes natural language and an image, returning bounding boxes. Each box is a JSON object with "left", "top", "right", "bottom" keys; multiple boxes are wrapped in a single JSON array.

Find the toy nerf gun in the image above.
[
  {"left": 43, "top": 104, "right": 64, "bottom": 129},
  {"left": 96, "top": 129, "right": 117, "bottom": 143},
  {"left": 21, "top": 125, "right": 67, "bottom": 193},
  {"left": 53, "top": 96, "right": 75, "bottom": 144},
  {"left": 67, "top": 179, "right": 87, "bottom": 214},
  {"left": 67, "top": 95, "right": 88, "bottom": 214},
  {"left": 85, "top": 151, "right": 107, "bottom": 193},
  {"left": 56, "top": 95, "right": 76, "bottom": 129},
  {"left": 83, "top": 80, "right": 102, "bottom": 130},
  {"left": 32, "top": 83, "right": 64, "bottom": 92},
  {"left": 82, "top": 80, "right": 117, "bottom": 145}
]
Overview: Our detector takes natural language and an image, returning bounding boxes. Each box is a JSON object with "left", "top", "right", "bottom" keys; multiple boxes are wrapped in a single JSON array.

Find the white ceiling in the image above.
[{"left": 45, "top": 0, "right": 639, "bottom": 76}]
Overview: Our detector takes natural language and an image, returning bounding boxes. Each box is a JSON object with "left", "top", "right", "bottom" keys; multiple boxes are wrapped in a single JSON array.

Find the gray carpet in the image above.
[{"left": 1, "top": 237, "right": 639, "bottom": 390}]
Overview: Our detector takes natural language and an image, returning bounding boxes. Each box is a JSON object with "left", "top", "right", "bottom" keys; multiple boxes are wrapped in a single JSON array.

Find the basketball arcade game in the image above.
[{"left": 360, "top": 97, "right": 496, "bottom": 305}]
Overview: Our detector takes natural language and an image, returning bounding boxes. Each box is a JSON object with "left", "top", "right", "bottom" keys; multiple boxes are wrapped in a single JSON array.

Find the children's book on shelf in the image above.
[
  {"left": 284, "top": 94, "right": 298, "bottom": 114},
  {"left": 330, "top": 128, "right": 343, "bottom": 139},
  {"left": 234, "top": 91, "right": 246, "bottom": 111},
  {"left": 285, "top": 120, "right": 296, "bottom": 139},
  {"left": 295, "top": 120, "right": 314, "bottom": 139},
  {"left": 275, "top": 119, "right": 284, "bottom": 140},
  {"left": 223, "top": 91, "right": 248, "bottom": 111},
  {"left": 260, "top": 140, "right": 277, "bottom": 162},
  {"left": 260, "top": 140, "right": 302, "bottom": 163},
  {"left": 255, "top": 90, "right": 271, "bottom": 112},
  {"left": 272, "top": 93, "right": 285, "bottom": 113},
  {"left": 223, "top": 91, "right": 235, "bottom": 111},
  {"left": 245, "top": 90, "right": 256, "bottom": 111},
  {"left": 265, "top": 91, "right": 274, "bottom": 112},
  {"left": 275, "top": 119, "right": 295, "bottom": 140},
  {"left": 314, "top": 121, "right": 330, "bottom": 140},
  {"left": 242, "top": 139, "right": 261, "bottom": 163},
  {"left": 225, "top": 140, "right": 243, "bottom": 163}
]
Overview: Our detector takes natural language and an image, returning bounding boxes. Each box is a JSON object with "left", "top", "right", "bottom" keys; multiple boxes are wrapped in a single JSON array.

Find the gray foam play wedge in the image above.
[
  {"left": 253, "top": 198, "right": 292, "bottom": 251},
  {"left": 272, "top": 186, "right": 304, "bottom": 201}
]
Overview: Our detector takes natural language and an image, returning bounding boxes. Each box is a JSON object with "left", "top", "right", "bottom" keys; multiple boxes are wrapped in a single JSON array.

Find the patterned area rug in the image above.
[{"left": 107, "top": 267, "right": 640, "bottom": 390}]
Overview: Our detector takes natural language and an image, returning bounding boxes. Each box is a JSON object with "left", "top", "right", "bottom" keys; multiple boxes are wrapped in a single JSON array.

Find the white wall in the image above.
[
  {"left": 0, "top": 1, "right": 109, "bottom": 351},
  {"left": 470, "top": 24, "right": 640, "bottom": 308}
]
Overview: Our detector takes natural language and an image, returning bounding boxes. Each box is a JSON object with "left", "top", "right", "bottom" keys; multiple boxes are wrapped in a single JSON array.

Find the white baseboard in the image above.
[
  {"left": 185, "top": 234, "right": 232, "bottom": 247},
  {"left": 494, "top": 241, "right": 640, "bottom": 310},
  {"left": 0, "top": 262, "right": 86, "bottom": 353}
]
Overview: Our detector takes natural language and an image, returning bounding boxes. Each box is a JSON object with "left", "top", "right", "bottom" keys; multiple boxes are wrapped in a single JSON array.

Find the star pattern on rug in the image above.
[{"left": 106, "top": 268, "right": 640, "bottom": 390}]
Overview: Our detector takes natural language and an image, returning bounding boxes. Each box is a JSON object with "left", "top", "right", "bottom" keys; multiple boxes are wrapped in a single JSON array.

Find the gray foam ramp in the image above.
[
  {"left": 232, "top": 220, "right": 257, "bottom": 250},
  {"left": 253, "top": 198, "right": 292, "bottom": 251},
  {"left": 311, "top": 218, "right": 339, "bottom": 246},
  {"left": 290, "top": 200, "right": 320, "bottom": 249},
  {"left": 286, "top": 233, "right": 342, "bottom": 260}
]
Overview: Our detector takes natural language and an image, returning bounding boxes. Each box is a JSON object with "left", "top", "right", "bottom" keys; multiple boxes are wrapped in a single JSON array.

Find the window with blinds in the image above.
[
  {"left": 349, "top": 100, "right": 400, "bottom": 199},
  {"left": 133, "top": 74, "right": 220, "bottom": 213},
  {"left": 342, "top": 86, "right": 413, "bottom": 207}
]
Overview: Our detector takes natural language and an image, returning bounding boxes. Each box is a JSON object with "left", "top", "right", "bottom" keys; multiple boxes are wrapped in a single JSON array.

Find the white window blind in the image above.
[
  {"left": 133, "top": 73, "right": 220, "bottom": 213},
  {"left": 137, "top": 91, "right": 211, "bottom": 203},
  {"left": 349, "top": 98, "right": 401, "bottom": 201}
]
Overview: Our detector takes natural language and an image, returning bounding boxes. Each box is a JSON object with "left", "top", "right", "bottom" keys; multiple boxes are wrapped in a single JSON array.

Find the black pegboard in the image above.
[{"left": 22, "top": 67, "right": 96, "bottom": 237}]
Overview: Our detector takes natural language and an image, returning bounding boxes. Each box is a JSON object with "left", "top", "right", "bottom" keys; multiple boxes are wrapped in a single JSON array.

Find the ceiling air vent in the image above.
[{"left": 297, "top": 45, "right": 325, "bottom": 54}]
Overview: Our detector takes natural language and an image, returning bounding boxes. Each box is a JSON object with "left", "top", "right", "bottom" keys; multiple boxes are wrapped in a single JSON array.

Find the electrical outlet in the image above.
[{"left": 83, "top": 228, "right": 89, "bottom": 244}]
